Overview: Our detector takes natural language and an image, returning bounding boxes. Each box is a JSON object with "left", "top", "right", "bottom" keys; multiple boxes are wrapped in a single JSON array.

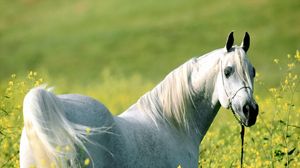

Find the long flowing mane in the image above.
[{"left": 137, "top": 58, "right": 198, "bottom": 131}]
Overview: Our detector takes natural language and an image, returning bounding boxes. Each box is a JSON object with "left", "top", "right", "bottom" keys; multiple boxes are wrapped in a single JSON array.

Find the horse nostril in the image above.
[
  {"left": 242, "top": 103, "right": 259, "bottom": 126},
  {"left": 242, "top": 104, "right": 250, "bottom": 117}
]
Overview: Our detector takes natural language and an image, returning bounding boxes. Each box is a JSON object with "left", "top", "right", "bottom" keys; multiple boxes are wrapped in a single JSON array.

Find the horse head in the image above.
[{"left": 217, "top": 32, "right": 259, "bottom": 127}]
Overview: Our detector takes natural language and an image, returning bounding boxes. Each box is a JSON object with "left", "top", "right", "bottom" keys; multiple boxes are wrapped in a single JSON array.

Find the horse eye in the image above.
[
  {"left": 252, "top": 67, "right": 256, "bottom": 77},
  {"left": 224, "top": 66, "right": 233, "bottom": 78}
]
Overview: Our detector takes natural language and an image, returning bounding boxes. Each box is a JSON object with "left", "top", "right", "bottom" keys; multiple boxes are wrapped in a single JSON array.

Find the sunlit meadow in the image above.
[{"left": 0, "top": 51, "right": 299, "bottom": 167}]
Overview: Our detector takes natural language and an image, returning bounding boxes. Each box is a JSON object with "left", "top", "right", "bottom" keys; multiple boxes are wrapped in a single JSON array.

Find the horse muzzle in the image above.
[{"left": 241, "top": 102, "right": 259, "bottom": 127}]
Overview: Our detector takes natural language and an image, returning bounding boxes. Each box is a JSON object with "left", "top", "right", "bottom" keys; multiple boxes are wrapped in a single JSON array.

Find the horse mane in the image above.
[
  {"left": 137, "top": 58, "right": 198, "bottom": 132},
  {"left": 137, "top": 47, "right": 251, "bottom": 132}
]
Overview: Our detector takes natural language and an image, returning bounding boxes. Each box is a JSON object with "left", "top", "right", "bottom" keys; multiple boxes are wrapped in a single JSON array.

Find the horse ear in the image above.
[
  {"left": 241, "top": 32, "right": 250, "bottom": 52},
  {"left": 225, "top": 32, "right": 234, "bottom": 52}
]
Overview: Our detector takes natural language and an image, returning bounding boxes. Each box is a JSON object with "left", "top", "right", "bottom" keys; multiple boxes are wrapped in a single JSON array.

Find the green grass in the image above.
[{"left": 1, "top": 0, "right": 299, "bottom": 87}]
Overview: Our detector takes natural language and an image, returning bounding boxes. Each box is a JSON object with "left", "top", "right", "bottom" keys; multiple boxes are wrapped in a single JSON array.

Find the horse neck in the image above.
[
  {"left": 137, "top": 49, "right": 224, "bottom": 145},
  {"left": 181, "top": 50, "right": 223, "bottom": 145}
]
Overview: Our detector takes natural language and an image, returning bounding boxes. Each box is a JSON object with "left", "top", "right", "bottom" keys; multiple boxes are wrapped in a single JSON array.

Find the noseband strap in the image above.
[{"left": 228, "top": 86, "right": 252, "bottom": 107}]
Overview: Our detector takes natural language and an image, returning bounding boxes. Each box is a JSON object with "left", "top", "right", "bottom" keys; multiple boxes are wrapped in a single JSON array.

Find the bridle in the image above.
[
  {"left": 220, "top": 59, "right": 253, "bottom": 168},
  {"left": 220, "top": 59, "right": 253, "bottom": 125},
  {"left": 226, "top": 86, "right": 252, "bottom": 125}
]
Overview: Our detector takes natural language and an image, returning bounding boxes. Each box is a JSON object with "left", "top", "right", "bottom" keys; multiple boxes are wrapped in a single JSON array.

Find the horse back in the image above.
[
  {"left": 58, "top": 94, "right": 114, "bottom": 127},
  {"left": 58, "top": 94, "right": 129, "bottom": 167}
]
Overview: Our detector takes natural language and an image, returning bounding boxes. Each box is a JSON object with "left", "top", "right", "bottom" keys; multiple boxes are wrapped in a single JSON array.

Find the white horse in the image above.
[{"left": 20, "top": 32, "right": 258, "bottom": 168}]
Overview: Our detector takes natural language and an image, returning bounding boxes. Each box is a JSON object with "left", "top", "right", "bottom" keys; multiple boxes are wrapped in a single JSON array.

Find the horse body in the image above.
[
  {"left": 20, "top": 93, "right": 206, "bottom": 168},
  {"left": 20, "top": 32, "right": 258, "bottom": 168},
  {"left": 116, "top": 105, "right": 201, "bottom": 168}
]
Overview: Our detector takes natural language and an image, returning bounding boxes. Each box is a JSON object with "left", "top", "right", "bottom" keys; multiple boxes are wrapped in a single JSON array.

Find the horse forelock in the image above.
[{"left": 233, "top": 47, "right": 252, "bottom": 88}]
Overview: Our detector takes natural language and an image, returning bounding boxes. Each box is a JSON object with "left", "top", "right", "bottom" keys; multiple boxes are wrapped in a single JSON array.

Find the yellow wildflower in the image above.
[
  {"left": 84, "top": 158, "right": 90, "bottom": 166},
  {"left": 295, "top": 50, "right": 300, "bottom": 61},
  {"left": 51, "top": 162, "right": 56, "bottom": 168},
  {"left": 40, "top": 159, "right": 46, "bottom": 166},
  {"left": 34, "top": 81, "right": 40, "bottom": 87},
  {"left": 86, "top": 127, "right": 91, "bottom": 134},
  {"left": 16, "top": 104, "right": 21, "bottom": 109},
  {"left": 285, "top": 79, "right": 288, "bottom": 85},
  {"left": 28, "top": 71, "right": 34, "bottom": 79},
  {"left": 283, "top": 147, "right": 288, "bottom": 153},
  {"left": 8, "top": 81, "right": 13, "bottom": 86},
  {"left": 269, "top": 88, "right": 276, "bottom": 93},
  {"left": 2, "top": 141, "right": 8, "bottom": 150},
  {"left": 56, "top": 146, "right": 61, "bottom": 152},
  {"left": 265, "top": 160, "right": 271, "bottom": 165},
  {"left": 288, "top": 63, "right": 295, "bottom": 69},
  {"left": 273, "top": 59, "right": 279, "bottom": 64},
  {"left": 65, "top": 145, "right": 71, "bottom": 152},
  {"left": 29, "top": 165, "right": 36, "bottom": 168}
]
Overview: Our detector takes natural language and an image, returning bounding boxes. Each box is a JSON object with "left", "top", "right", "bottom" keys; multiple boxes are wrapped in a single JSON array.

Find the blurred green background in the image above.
[{"left": 0, "top": 0, "right": 299, "bottom": 113}]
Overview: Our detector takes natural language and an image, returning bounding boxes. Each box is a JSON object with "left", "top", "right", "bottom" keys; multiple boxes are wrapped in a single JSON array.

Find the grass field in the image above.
[
  {"left": 1, "top": 0, "right": 299, "bottom": 85},
  {"left": 0, "top": 0, "right": 299, "bottom": 167}
]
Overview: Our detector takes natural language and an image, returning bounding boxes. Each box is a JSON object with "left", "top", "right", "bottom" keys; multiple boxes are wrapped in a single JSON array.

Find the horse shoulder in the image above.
[{"left": 114, "top": 106, "right": 196, "bottom": 167}]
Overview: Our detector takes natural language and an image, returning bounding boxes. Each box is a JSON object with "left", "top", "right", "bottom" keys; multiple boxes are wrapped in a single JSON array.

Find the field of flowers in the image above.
[{"left": 0, "top": 51, "right": 299, "bottom": 167}]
